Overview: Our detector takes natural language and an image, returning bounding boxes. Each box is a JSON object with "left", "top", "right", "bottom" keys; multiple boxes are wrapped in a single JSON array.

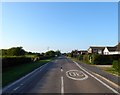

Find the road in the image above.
[{"left": 2, "top": 56, "right": 120, "bottom": 94}]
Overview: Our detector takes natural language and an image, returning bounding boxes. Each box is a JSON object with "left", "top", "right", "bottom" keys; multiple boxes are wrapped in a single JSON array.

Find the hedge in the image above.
[
  {"left": 78, "top": 54, "right": 120, "bottom": 65},
  {"left": 93, "top": 55, "right": 112, "bottom": 65},
  {"left": 93, "top": 54, "right": 120, "bottom": 65},
  {"left": 112, "top": 60, "right": 120, "bottom": 74},
  {"left": 2, "top": 57, "right": 32, "bottom": 68},
  {"left": 83, "top": 54, "right": 90, "bottom": 64}
]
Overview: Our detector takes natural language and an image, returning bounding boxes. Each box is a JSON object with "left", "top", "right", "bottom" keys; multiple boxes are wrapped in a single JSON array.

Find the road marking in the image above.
[
  {"left": 61, "top": 68, "right": 63, "bottom": 72},
  {"left": 66, "top": 70, "right": 88, "bottom": 81},
  {"left": 13, "top": 86, "right": 20, "bottom": 91},
  {"left": 61, "top": 76, "right": 64, "bottom": 94},
  {"left": 73, "top": 61, "right": 120, "bottom": 94}
]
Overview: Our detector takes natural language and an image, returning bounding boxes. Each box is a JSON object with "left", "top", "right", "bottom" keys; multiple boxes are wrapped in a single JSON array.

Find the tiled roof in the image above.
[
  {"left": 115, "top": 43, "right": 120, "bottom": 51},
  {"left": 89, "top": 47, "right": 105, "bottom": 50},
  {"left": 106, "top": 47, "right": 117, "bottom": 52}
]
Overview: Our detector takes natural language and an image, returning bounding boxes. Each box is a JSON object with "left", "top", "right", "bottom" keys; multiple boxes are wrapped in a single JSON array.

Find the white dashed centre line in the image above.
[
  {"left": 61, "top": 76, "right": 64, "bottom": 94},
  {"left": 61, "top": 68, "right": 63, "bottom": 72}
]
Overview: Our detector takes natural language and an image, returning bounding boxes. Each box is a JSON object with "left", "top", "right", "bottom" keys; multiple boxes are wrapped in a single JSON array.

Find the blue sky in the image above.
[{"left": 2, "top": 2, "right": 118, "bottom": 53}]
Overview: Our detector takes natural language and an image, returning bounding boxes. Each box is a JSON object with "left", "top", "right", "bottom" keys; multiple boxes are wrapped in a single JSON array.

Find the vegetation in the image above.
[
  {"left": 1, "top": 46, "right": 61, "bottom": 87},
  {"left": 105, "top": 67, "right": 119, "bottom": 76},
  {"left": 112, "top": 60, "right": 120, "bottom": 75},
  {"left": 1, "top": 47, "right": 61, "bottom": 68},
  {"left": 2, "top": 57, "right": 32, "bottom": 68},
  {"left": 3, "top": 59, "right": 52, "bottom": 87},
  {"left": 2, "top": 47, "right": 26, "bottom": 56}
]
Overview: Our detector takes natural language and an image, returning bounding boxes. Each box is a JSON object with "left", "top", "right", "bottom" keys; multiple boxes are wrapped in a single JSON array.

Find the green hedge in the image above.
[
  {"left": 112, "top": 60, "right": 120, "bottom": 74},
  {"left": 2, "top": 57, "right": 32, "bottom": 68},
  {"left": 93, "top": 54, "right": 112, "bottom": 65},
  {"left": 77, "top": 55, "right": 83, "bottom": 61},
  {"left": 83, "top": 54, "right": 90, "bottom": 64},
  {"left": 93, "top": 54, "right": 120, "bottom": 65},
  {"left": 79, "top": 54, "right": 120, "bottom": 65}
]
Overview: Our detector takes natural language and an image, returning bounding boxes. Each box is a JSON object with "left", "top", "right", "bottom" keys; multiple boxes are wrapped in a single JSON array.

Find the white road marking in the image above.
[
  {"left": 61, "top": 68, "right": 63, "bottom": 72},
  {"left": 73, "top": 61, "right": 120, "bottom": 94},
  {"left": 66, "top": 70, "right": 88, "bottom": 81},
  {"left": 13, "top": 86, "right": 20, "bottom": 91},
  {"left": 61, "top": 76, "right": 64, "bottom": 94}
]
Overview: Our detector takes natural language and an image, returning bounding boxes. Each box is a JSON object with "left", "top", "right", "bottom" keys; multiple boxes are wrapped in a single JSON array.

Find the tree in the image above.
[
  {"left": 55, "top": 50, "right": 61, "bottom": 56},
  {"left": 7, "top": 47, "right": 25, "bottom": 56},
  {"left": 45, "top": 50, "right": 56, "bottom": 58},
  {"left": 2, "top": 49, "right": 8, "bottom": 56}
]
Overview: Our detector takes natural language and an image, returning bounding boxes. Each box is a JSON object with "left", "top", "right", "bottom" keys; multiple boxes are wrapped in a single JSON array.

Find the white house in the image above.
[
  {"left": 103, "top": 47, "right": 117, "bottom": 55},
  {"left": 103, "top": 43, "right": 120, "bottom": 55}
]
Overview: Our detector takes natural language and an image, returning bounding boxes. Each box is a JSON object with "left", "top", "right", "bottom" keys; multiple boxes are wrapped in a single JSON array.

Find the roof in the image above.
[
  {"left": 115, "top": 43, "right": 120, "bottom": 51},
  {"left": 89, "top": 46, "right": 105, "bottom": 50},
  {"left": 79, "top": 50, "right": 87, "bottom": 53},
  {"left": 79, "top": 50, "right": 87, "bottom": 52},
  {"left": 106, "top": 47, "right": 117, "bottom": 52}
]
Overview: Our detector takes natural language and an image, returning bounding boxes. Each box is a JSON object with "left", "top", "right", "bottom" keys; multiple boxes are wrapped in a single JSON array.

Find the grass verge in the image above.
[
  {"left": 2, "top": 58, "right": 52, "bottom": 87},
  {"left": 102, "top": 67, "right": 120, "bottom": 77}
]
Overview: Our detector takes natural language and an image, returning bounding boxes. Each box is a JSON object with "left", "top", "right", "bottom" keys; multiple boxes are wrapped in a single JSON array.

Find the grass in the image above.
[
  {"left": 2, "top": 55, "right": 35, "bottom": 58},
  {"left": 2, "top": 59, "right": 52, "bottom": 87},
  {"left": 102, "top": 67, "right": 120, "bottom": 77}
]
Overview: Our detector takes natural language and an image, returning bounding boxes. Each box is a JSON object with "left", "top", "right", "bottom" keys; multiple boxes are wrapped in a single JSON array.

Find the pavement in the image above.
[{"left": 2, "top": 56, "right": 120, "bottom": 94}]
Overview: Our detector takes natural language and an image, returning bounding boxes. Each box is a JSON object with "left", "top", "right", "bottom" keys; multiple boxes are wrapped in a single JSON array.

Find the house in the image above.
[
  {"left": 88, "top": 46, "right": 105, "bottom": 54},
  {"left": 78, "top": 50, "right": 88, "bottom": 55},
  {"left": 103, "top": 47, "right": 117, "bottom": 55},
  {"left": 103, "top": 43, "right": 120, "bottom": 55}
]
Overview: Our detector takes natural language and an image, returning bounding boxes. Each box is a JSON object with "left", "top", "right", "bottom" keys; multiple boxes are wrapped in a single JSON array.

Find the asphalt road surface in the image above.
[{"left": 2, "top": 56, "right": 120, "bottom": 94}]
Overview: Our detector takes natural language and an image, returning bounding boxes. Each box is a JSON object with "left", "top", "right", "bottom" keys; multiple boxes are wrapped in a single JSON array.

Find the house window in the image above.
[{"left": 93, "top": 49, "right": 98, "bottom": 53}]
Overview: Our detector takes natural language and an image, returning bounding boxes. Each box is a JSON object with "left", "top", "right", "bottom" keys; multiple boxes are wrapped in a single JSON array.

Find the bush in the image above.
[
  {"left": 92, "top": 54, "right": 120, "bottom": 65},
  {"left": 83, "top": 54, "right": 90, "bottom": 64},
  {"left": 93, "top": 55, "right": 113, "bottom": 65},
  {"left": 2, "top": 57, "right": 32, "bottom": 68},
  {"left": 77, "top": 55, "right": 83, "bottom": 61},
  {"left": 112, "top": 60, "right": 120, "bottom": 73}
]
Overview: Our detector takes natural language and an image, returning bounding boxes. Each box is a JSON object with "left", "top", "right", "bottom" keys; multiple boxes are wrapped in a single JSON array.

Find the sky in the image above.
[{"left": 1, "top": 2, "right": 118, "bottom": 53}]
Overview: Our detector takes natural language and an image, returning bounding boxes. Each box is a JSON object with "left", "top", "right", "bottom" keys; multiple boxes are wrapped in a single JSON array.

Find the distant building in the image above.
[
  {"left": 78, "top": 50, "right": 88, "bottom": 55},
  {"left": 88, "top": 47, "right": 105, "bottom": 54},
  {"left": 103, "top": 43, "right": 120, "bottom": 55}
]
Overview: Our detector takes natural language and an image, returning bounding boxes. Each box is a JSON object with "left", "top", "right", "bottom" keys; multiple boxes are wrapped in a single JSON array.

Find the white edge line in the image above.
[
  {"left": 61, "top": 76, "right": 64, "bottom": 94},
  {"left": 2, "top": 61, "right": 50, "bottom": 92},
  {"left": 13, "top": 86, "right": 20, "bottom": 91},
  {"left": 73, "top": 61, "right": 120, "bottom": 94}
]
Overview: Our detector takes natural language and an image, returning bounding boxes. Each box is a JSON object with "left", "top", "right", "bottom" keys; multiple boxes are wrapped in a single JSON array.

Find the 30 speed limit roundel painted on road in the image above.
[{"left": 66, "top": 70, "right": 88, "bottom": 80}]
